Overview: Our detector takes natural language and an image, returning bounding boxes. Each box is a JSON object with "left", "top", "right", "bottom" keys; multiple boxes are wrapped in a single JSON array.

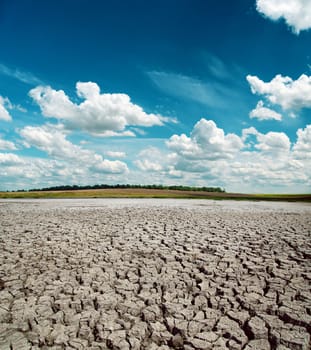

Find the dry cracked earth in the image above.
[{"left": 0, "top": 199, "right": 310, "bottom": 350}]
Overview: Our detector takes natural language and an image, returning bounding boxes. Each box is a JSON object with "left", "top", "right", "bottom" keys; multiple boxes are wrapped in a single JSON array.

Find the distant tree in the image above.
[{"left": 29, "top": 183, "right": 226, "bottom": 193}]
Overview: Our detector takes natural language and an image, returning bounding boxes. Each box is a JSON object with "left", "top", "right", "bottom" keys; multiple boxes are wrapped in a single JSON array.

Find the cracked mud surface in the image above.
[{"left": 0, "top": 199, "right": 310, "bottom": 350}]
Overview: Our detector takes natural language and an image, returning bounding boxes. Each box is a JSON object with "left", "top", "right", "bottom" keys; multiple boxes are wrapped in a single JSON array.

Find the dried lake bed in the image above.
[{"left": 0, "top": 199, "right": 310, "bottom": 350}]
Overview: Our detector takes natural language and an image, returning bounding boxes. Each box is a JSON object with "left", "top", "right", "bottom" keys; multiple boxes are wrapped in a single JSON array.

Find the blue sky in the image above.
[{"left": 0, "top": 0, "right": 310, "bottom": 192}]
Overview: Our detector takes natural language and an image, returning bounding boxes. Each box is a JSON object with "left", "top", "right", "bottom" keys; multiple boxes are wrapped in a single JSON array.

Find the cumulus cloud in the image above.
[
  {"left": 256, "top": 0, "right": 311, "bottom": 34},
  {"left": 2, "top": 118, "right": 311, "bottom": 193},
  {"left": 292, "top": 124, "right": 311, "bottom": 159},
  {"left": 29, "top": 82, "right": 169, "bottom": 136},
  {"left": 92, "top": 130, "right": 136, "bottom": 137},
  {"left": 0, "top": 155, "right": 91, "bottom": 190},
  {"left": 0, "top": 153, "right": 23, "bottom": 165},
  {"left": 0, "top": 96, "right": 28, "bottom": 121},
  {"left": 134, "top": 147, "right": 166, "bottom": 172},
  {"left": 161, "top": 119, "right": 311, "bottom": 192},
  {"left": 135, "top": 159, "right": 163, "bottom": 172},
  {"left": 243, "top": 126, "right": 290, "bottom": 155},
  {"left": 247, "top": 74, "right": 311, "bottom": 114},
  {"left": 249, "top": 100, "right": 282, "bottom": 121},
  {"left": 0, "top": 137, "right": 17, "bottom": 151},
  {"left": 255, "top": 131, "right": 291, "bottom": 155},
  {"left": 90, "top": 157, "right": 128, "bottom": 174},
  {"left": 0, "top": 96, "right": 12, "bottom": 121},
  {"left": 20, "top": 125, "right": 128, "bottom": 174},
  {"left": 167, "top": 119, "right": 243, "bottom": 160},
  {"left": 164, "top": 119, "right": 245, "bottom": 182},
  {"left": 106, "top": 151, "right": 126, "bottom": 158},
  {"left": 21, "top": 125, "right": 80, "bottom": 159},
  {"left": 241, "top": 126, "right": 259, "bottom": 142},
  {"left": 0, "top": 151, "right": 134, "bottom": 191}
]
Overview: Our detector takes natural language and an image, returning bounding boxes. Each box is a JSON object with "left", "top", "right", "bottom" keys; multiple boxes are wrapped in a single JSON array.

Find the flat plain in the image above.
[
  {"left": 0, "top": 199, "right": 310, "bottom": 350},
  {"left": 0, "top": 189, "right": 311, "bottom": 202}
]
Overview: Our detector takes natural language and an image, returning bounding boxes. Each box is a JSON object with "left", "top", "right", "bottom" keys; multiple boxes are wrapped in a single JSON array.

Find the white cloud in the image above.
[
  {"left": 15, "top": 105, "right": 27, "bottom": 113},
  {"left": 92, "top": 130, "right": 135, "bottom": 137},
  {"left": 161, "top": 120, "right": 311, "bottom": 193},
  {"left": 134, "top": 147, "right": 166, "bottom": 172},
  {"left": 247, "top": 74, "right": 311, "bottom": 113},
  {"left": 0, "top": 153, "right": 23, "bottom": 166},
  {"left": 148, "top": 71, "right": 214, "bottom": 106},
  {"left": 135, "top": 159, "right": 163, "bottom": 172},
  {"left": 19, "top": 125, "right": 128, "bottom": 174},
  {"left": 0, "top": 96, "right": 12, "bottom": 121},
  {"left": 91, "top": 158, "right": 128, "bottom": 174},
  {"left": 147, "top": 71, "right": 242, "bottom": 109},
  {"left": 106, "top": 151, "right": 126, "bottom": 158},
  {"left": 242, "top": 126, "right": 259, "bottom": 141},
  {"left": 255, "top": 131, "right": 291, "bottom": 155},
  {"left": 0, "top": 95, "right": 28, "bottom": 121},
  {"left": 167, "top": 118, "right": 243, "bottom": 160},
  {"left": 256, "top": 0, "right": 311, "bottom": 34},
  {"left": 0, "top": 156, "right": 87, "bottom": 190},
  {"left": 1, "top": 153, "right": 134, "bottom": 191},
  {"left": 0, "top": 63, "right": 43, "bottom": 85},
  {"left": 0, "top": 137, "right": 17, "bottom": 150},
  {"left": 249, "top": 100, "right": 282, "bottom": 121},
  {"left": 20, "top": 125, "right": 78, "bottom": 159},
  {"left": 293, "top": 124, "right": 311, "bottom": 159},
  {"left": 29, "top": 82, "right": 168, "bottom": 136},
  {"left": 1, "top": 112, "right": 310, "bottom": 193},
  {"left": 243, "top": 126, "right": 290, "bottom": 156}
]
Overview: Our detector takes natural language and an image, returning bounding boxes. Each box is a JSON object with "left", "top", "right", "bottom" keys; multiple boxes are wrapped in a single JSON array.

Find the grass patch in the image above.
[{"left": 0, "top": 188, "right": 310, "bottom": 202}]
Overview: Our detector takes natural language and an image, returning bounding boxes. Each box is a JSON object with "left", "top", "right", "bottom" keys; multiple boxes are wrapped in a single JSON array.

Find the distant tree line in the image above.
[{"left": 26, "top": 184, "right": 225, "bottom": 193}]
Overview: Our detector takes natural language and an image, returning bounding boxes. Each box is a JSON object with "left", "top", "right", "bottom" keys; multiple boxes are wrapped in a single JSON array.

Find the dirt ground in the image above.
[{"left": 0, "top": 199, "right": 310, "bottom": 349}]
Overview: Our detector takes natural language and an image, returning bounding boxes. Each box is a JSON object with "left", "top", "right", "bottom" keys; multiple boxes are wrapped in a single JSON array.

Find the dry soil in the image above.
[{"left": 0, "top": 199, "right": 310, "bottom": 350}]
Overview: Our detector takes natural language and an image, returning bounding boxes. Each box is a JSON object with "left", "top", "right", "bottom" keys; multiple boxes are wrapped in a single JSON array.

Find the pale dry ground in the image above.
[{"left": 0, "top": 199, "right": 310, "bottom": 350}]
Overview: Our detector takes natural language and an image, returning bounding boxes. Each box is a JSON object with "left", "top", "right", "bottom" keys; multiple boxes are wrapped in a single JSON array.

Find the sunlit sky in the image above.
[{"left": 0, "top": 0, "right": 310, "bottom": 193}]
